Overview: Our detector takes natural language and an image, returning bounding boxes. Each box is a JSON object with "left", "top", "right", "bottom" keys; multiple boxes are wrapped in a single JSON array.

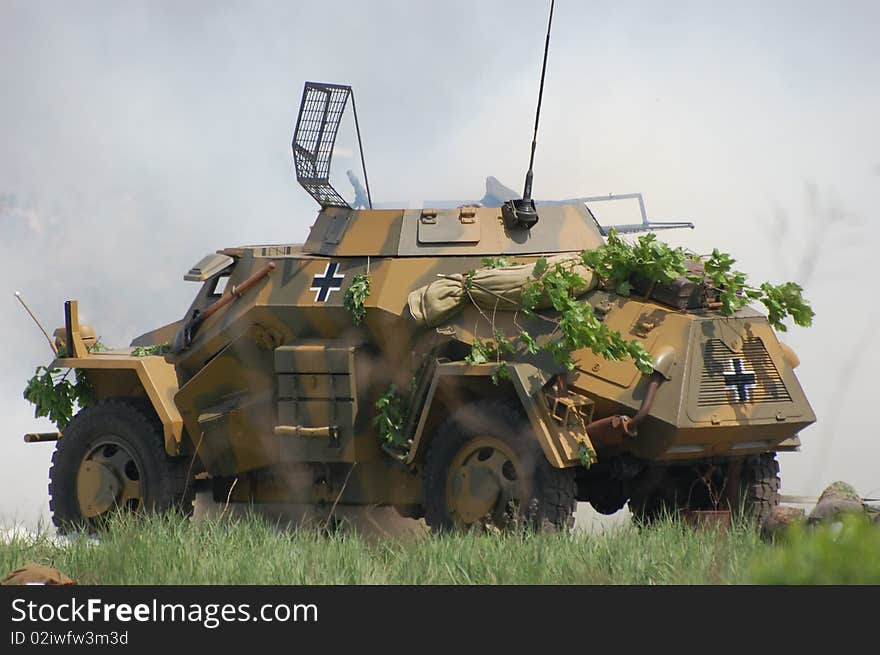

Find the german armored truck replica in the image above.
[{"left": 24, "top": 82, "right": 815, "bottom": 532}]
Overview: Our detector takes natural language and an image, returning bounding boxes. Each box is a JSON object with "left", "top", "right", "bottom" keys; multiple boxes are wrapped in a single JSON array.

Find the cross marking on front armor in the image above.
[
  {"left": 723, "top": 358, "right": 757, "bottom": 403},
  {"left": 310, "top": 262, "right": 345, "bottom": 303}
]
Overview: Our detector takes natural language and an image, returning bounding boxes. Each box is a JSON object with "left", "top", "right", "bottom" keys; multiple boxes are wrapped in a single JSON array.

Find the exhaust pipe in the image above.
[{"left": 585, "top": 371, "right": 665, "bottom": 447}]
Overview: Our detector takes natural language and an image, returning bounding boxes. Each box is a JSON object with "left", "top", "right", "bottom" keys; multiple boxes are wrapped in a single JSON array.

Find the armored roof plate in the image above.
[
  {"left": 417, "top": 208, "right": 481, "bottom": 243},
  {"left": 302, "top": 203, "right": 603, "bottom": 257}
]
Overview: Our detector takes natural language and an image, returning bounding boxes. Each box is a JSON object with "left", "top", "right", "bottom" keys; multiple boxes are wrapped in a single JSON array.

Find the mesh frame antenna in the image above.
[{"left": 292, "top": 82, "right": 371, "bottom": 209}]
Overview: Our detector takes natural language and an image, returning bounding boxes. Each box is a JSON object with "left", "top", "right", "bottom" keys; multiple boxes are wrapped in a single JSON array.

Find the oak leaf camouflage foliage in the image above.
[{"left": 465, "top": 229, "right": 812, "bottom": 382}]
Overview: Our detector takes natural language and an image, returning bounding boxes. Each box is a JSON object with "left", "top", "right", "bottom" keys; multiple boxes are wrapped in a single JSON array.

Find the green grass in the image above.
[
  {"left": 0, "top": 511, "right": 759, "bottom": 585},
  {"left": 749, "top": 515, "right": 880, "bottom": 584},
  {"left": 2, "top": 512, "right": 876, "bottom": 584}
]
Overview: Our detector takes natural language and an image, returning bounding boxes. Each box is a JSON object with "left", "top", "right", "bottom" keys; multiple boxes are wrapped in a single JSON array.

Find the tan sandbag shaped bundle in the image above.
[
  {"left": 407, "top": 254, "right": 598, "bottom": 328},
  {"left": 1, "top": 562, "right": 75, "bottom": 585}
]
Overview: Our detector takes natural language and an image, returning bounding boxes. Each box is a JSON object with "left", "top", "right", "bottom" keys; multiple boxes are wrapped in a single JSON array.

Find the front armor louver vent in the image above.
[{"left": 698, "top": 338, "right": 792, "bottom": 406}]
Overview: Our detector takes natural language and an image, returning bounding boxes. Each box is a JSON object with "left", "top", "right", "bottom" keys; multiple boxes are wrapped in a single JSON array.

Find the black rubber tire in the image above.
[
  {"left": 627, "top": 466, "right": 694, "bottom": 524},
  {"left": 739, "top": 452, "right": 780, "bottom": 524},
  {"left": 628, "top": 452, "right": 781, "bottom": 525},
  {"left": 583, "top": 478, "right": 628, "bottom": 515},
  {"left": 423, "top": 399, "right": 576, "bottom": 532},
  {"left": 628, "top": 492, "right": 674, "bottom": 524},
  {"left": 49, "top": 399, "right": 194, "bottom": 533}
]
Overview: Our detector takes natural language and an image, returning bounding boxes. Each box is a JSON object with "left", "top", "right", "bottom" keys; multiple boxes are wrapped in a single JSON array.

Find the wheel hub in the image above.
[
  {"left": 76, "top": 440, "right": 143, "bottom": 519},
  {"left": 450, "top": 465, "right": 502, "bottom": 524},
  {"left": 446, "top": 436, "right": 524, "bottom": 528}
]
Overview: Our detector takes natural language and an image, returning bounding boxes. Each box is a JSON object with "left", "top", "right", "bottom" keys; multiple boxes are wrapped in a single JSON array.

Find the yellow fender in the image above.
[
  {"left": 405, "top": 361, "right": 590, "bottom": 469},
  {"left": 54, "top": 354, "right": 185, "bottom": 456}
]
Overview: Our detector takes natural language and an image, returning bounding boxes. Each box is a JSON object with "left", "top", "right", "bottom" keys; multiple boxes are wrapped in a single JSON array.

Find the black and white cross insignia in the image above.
[
  {"left": 723, "top": 358, "right": 757, "bottom": 403},
  {"left": 310, "top": 262, "right": 345, "bottom": 303}
]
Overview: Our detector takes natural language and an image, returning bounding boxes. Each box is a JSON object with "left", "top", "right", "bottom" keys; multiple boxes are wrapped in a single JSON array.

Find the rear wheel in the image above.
[
  {"left": 628, "top": 452, "right": 781, "bottom": 525},
  {"left": 423, "top": 400, "right": 576, "bottom": 532},
  {"left": 737, "top": 452, "right": 780, "bottom": 523},
  {"left": 628, "top": 486, "right": 679, "bottom": 524},
  {"left": 49, "top": 399, "right": 194, "bottom": 533}
]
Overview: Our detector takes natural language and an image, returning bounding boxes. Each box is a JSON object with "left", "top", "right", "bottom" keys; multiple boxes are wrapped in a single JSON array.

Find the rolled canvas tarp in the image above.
[{"left": 407, "top": 255, "right": 598, "bottom": 328}]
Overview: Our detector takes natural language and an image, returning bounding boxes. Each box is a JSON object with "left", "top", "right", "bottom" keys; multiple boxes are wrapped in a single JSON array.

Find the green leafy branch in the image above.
[
  {"left": 584, "top": 231, "right": 814, "bottom": 331},
  {"left": 526, "top": 257, "right": 655, "bottom": 373},
  {"left": 344, "top": 273, "right": 371, "bottom": 326},
  {"left": 23, "top": 366, "right": 95, "bottom": 430},
  {"left": 131, "top": 342, "right": 172, "bottom": 357},
  {"left": 481, "top": 256, "right": 514, "bottom": 269},
  {"left": 701, "top": 249, "right": 814, "bottom": 331},
  {"left": 579, "top": 230, "right": 813, "bottom": 331},
  {"left": 55, "top": 339, "right": 109, "bottom": 358},
  {"left": 373, "top": 385, "right": 409, "bottom": 450},
  {"left": 465, "top": 329, "right": 526, "bottom": 384},
  {"left": 577, "top": 442, "right": 597, "bottom": 469},
  {"left": 460, "top": 229, "right": 813, "bottom": 382},
  {"left": 466, "top": 256, "right": 655, "bottom": 380},
  {"left": 581, "top": 230, "right": 691, "bottom": 297}
]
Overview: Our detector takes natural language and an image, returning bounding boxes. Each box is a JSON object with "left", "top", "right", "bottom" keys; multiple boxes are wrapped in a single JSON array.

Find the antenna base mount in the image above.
[{"left": 502, "top": 198, "right": 539, "bottom": 230}]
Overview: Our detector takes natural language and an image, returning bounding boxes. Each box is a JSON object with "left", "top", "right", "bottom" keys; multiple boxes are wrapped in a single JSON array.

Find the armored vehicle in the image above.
[{"left": 23, "top": 67, "right": 815, "bottom": 532}]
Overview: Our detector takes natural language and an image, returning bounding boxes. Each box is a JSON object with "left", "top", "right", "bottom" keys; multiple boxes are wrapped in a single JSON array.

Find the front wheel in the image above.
[
  {"left": 49, "top": 399, "right": 194, "bottom": 533},
  {"left": 423, "top": 400, "right": 576, "bottom": 532}
]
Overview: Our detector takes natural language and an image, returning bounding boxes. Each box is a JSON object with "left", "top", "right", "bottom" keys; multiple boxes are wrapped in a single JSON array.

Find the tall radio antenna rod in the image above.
[
  {"left": 15, "top": 291, "right": 58, "bottom": 355},
  {"left": 502, "top": 0, "right": 554, "bottom": 230},
  {"left": 350, "top": 91, "right": 373, "bottom": 209},
  {"left": 524, "top": 0, "right": 554, "bottom": 202}
]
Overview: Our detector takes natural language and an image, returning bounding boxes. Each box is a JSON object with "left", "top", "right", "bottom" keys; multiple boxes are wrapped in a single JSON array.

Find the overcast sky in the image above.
[{"left": 2, "top": 0, "right": 878, "bottom": 526}]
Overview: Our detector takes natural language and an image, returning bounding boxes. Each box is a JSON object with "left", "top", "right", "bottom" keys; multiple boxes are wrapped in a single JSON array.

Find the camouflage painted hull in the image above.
[{"left": 50, "top": 204, "right": 815, "bottom": 508}]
